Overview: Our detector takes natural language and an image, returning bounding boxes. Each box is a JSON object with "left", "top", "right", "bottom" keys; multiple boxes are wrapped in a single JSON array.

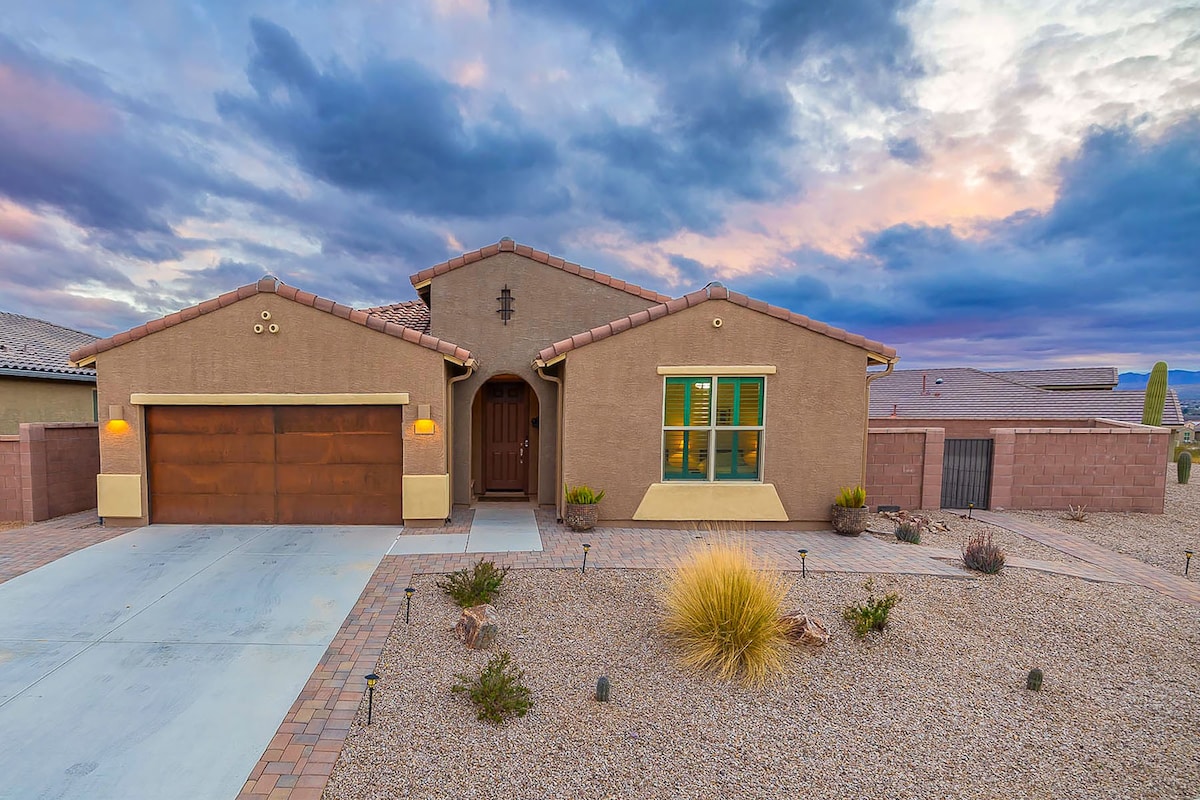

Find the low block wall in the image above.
[
  {"left": 991, "top": 422, "right": 1168, "bottom": 513},
  {"left": 1, "top": 423, "right": 99, "bottom": 523},
  {"left": 0, "top": 436, "right": 21, "bottom": 521},
  {"left": 866, "top": 427, "right": 945, "bottom": 510}
]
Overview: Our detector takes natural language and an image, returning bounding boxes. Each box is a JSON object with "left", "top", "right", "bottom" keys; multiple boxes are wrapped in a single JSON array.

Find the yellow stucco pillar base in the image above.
[
  {"left": 97, "top": 474, "right": 143, "bottom": 518},
  {"left": 633, "top": 483, "right": 788, "bottom": 521},
  {"left": 402, "top": 474, "right": 450, "bottom": 522}
]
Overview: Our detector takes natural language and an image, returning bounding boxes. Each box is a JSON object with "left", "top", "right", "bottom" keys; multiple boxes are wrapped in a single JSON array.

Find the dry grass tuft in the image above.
[
  {"left": 660, "top": 535, "right": 789, "bottom": 685},
  {"left": 1063, "top": 505, "right": 1089, "bottom": 522}
]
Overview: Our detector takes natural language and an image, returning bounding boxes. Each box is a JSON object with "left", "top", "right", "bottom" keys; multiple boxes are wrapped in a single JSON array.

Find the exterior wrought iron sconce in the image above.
[
  {"left": 364, "top": 673, "right": 379, "bottom": 724},
  {"left": 497, "top": 285, "right": 514, "bottom": 324},
  {"left": 405, "top": 586, "right": 415, "bottom": 624}
]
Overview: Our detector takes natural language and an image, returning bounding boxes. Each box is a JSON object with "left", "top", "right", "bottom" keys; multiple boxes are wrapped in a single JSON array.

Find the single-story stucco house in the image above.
[
  {"left": 1, "top": 312, "right": 98, "bottom": 435},
  {"left": 68, "top": 239, "right": 898, "bottom": 528}
]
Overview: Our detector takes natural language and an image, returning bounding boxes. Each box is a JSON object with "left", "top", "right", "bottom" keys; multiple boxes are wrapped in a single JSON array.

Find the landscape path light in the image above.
[
  {"left": 1186, "top": 550, "right": 1194, "bottom": 577},
  {"left": 364, "top": 673, "right": 379, "bottom": 725},
  {"left": 405, "top": 586, "right": 415, "bottom": 624},
  {"left": 798, "top": 549, "right": 808, "bottom": 579},
  {"left": 581, "top": 542, "right": 591, "bottom": 574}
]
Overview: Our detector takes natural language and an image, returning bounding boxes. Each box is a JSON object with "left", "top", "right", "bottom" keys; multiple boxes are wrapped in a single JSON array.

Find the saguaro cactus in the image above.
[{"left": 1141, "top": 361, "right": 1168, "bottom": 426}]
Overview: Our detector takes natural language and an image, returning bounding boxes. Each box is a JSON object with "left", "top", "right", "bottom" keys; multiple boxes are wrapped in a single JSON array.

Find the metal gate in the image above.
[{"left": 940, "top": 438, "right": 993, "bottom": 509}]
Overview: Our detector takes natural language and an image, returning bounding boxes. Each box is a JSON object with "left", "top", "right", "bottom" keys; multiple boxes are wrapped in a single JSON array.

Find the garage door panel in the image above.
[
  {"left": 147, "top": 406, "right": 274, "bottom": 435},
  {"left": 148, "top": 433, "right": 275, "bottom": 465},
  {"left": 274, "top": 433, "right": 403, "bottom": 465},
  {"left": 275, "top": 464, "right": 404, "bottom": 495},
  {"left": 152, "top": 463, "right": 275, "bottom": 495},
  {"left": 277, "top": 494, "right": 404, "bottom": 525},
  {"left": 275, "top": 406, "right": 405, "bottom": 434},
  {"left": 151, "top": 494, "right": 276, "bottom": 525}
]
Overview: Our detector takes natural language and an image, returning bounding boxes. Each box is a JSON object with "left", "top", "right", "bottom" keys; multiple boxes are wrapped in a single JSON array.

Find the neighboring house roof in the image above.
[
  {"left": 362, "top": 300, "right": 431, "bottom": 334},
  {"left": 989, "top": 367, "right": 1119, "bottom": 390},
  {"left": 409, "top": 238, "right": 674, "bottom": 304},
  {"left": 0, "top": 311, "right": 97, "bottom": 382},
  {"left": 870, "top": 367, "right": 1183, "bottom": 425},
  {"left": 533, "top": 282, "right": 898, "bottom": 366},
  {"left": 68, "top": 277, "right": 475, "bottom": 366}
]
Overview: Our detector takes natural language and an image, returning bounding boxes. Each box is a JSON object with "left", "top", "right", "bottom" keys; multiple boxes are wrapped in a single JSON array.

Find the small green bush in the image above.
[
  {"left": 834, "top": 485, "right": 866, "bottom": 508},
  {"left": 564, "top": 484, "right": 605, "bottom": 504},
  {"left": 437, "top": 558, "right": 508, "bottom": 607},
  {"left": 451, "top": 651, "right": 532, "bottom": 724},
  {"left": 962, "top": 532, "right": 1006, "bottom": 574},
  {"left": 843, "top": 578, "right": 902, "bottom": 637},
  {"left": 894, "top": 520, "right": 922, "bottom": 544}
]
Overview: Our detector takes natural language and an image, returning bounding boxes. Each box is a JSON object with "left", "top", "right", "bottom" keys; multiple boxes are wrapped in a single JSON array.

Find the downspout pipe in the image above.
[
  {"left": 862, "top": 357, "right": 898, "bottom": 490},
  {"left": 446, "top": 361, "right": 476, "bottom": 520},
  {"left": 535, "top": 361, "right": 564, "bottom": 522}
]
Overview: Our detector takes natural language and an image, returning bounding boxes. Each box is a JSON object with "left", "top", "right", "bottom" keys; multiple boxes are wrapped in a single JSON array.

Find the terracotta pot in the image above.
[
  {"left": 830, "top": 504, "right": 869, "bottom": 536},
  {"left": 564, "top": 502, "right": 599, "bottom": 532}
]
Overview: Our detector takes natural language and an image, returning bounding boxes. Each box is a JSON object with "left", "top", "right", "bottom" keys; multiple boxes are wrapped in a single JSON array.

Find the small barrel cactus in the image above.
[
  {"left": 1026, "top": 667, "right": 1044, "bottom": 691},
  {"left": 894, "top": 521, "right": 921, "bottom": 544},
  {"left": 595, "top": 675, "right": 611, "bottom": 702},
  {"left": 1179, "top": 451, "right": 1192, "bottom": 485}
]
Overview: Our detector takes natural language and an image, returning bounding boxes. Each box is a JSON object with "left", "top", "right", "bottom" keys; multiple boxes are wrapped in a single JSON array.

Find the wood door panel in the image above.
[
  {"left": 483, "top": 382, "right": 527, "bottom": 492},
  {"left": 275, "top": 464, "right": 404, "bottom": 495},
  {"left": 151, "top": 462, "right": 275, "bottom": 495},
  {"left": 274, "top": 432, "right": 403, "bottom": 465},
  {"left": 151, "top": 493, "right": 276, "bottom": 525},
  {"left": 147, "top": 406, "right": 273, "bottom": 434},
  {"left": 277, "top": 494, "right": 404, "bottom": 525},
  {"left": 148, "top": 433, "right": 276, "bottom": 464},
  {"left": 275, "top": 406, "right": 405, "bottom": 433}
]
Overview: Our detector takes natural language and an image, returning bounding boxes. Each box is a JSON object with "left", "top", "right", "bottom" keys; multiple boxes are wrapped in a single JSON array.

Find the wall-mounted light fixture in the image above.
[
  {"left": 105, "top": 405, "right": 129, "bottom": 433},
  {"left": 414, "top": 404, "right": 435, "bottom": 435}
]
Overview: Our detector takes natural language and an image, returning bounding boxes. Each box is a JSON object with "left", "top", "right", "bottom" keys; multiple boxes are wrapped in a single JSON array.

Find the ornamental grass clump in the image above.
[
  {"left": 962, "top": 532, "right": 1006, "bottom": 574},
  {"left": 661, "top": 537, "right": 789, "bottom": 686}
]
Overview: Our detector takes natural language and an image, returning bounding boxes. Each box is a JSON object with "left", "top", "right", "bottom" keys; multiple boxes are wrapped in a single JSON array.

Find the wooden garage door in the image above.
[{"left": 147, "top": 406, "right": 404, "bottom": 524}]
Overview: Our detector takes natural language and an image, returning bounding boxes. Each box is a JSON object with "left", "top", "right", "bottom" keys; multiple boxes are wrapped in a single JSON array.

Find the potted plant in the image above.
[
  {"left": 831, "top": 485, "right": 869, "bottom": 536},
  {"left": 564, "top": 484, "right": 605, "bottom": 532}
]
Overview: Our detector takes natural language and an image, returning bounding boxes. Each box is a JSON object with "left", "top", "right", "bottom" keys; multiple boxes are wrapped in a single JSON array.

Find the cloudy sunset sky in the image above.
[{"left": 0, "top": 0, "right": 1197, "bottom": 370}]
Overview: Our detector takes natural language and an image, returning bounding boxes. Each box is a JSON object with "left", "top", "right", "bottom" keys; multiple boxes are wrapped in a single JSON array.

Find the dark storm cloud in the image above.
[
  {"left": 510, "top": 0, "right": 921, "bottom": 236},
  {"left": 736, "top": 121, "right": 1200, "bottom": 364},
  {"left": 216, "top": 18, "right": 565, "bottom": 219}
]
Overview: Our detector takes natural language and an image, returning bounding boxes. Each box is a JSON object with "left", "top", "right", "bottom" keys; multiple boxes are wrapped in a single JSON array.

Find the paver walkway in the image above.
[
  {"left": 975, "top": 510, "right": 1200, "bottom": 607},
  {"left": 0, "top": 510, "right": 124, "bottom": 585}
]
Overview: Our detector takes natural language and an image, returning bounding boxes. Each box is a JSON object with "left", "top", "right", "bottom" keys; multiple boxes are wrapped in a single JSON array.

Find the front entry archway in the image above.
[{"left": 473, "top": 376, "right": 539, "bottom": 497}]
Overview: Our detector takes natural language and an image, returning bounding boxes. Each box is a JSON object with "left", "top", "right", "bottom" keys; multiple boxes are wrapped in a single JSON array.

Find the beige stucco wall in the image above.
[
  {"left": 427, "top": 252, "right": 658, "bottom": 505},
  {"left": 95, "top": 293, "right": 449, "bottom": 525},
  {"left": 560, "top": 300, "right": 873, "bottom": 524},
  {"left": 0, "top": 376, "right": 95, "bottom": 434}
]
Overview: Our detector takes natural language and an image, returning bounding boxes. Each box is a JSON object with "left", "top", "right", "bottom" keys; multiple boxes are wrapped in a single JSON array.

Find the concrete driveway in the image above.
[{"left": 0, "top": 523, "right": 399, "bottom": 800}]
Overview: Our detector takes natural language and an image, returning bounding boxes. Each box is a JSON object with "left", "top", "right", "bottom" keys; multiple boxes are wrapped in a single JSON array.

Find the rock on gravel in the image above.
[{"left": 324, "top": 566, "right": 1200, "bottom": 800}]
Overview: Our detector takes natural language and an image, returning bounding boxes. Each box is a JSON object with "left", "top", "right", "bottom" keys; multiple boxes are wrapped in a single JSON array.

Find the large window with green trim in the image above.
[{"left": 662, "top": 376, "right": 765, "bottom": 481}]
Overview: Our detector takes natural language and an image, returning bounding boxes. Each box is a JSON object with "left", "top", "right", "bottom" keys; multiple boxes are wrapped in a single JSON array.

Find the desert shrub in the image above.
[
  {"left": 894, "top": 520, "right": 922, "bottom": 544},
  {"left": 962, "top": 532, "right": 1006, "bottom": 574},
  {"left": 451, "top": 651, "right": 531, "bottom": 724},
  {"left": 661, "top": 537, "right": 789, "bottom": 685},
  {"left": 842, "top": 578, "right": 902, "bottom": 637},
  {"left": 564, "top": 484, "right": 605, "bottom": 504},
  {"left": 834, "top": 485, "right": 866, "bottom": 508},
  {"left": 437, "top": 558, "right": 508, "bottom": 607},
  {"left": 1063, "top": 504, "right": 1088, "bottom": 521}
]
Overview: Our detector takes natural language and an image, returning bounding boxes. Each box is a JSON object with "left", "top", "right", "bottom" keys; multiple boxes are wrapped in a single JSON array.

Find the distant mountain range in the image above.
[{"left": 1118, "top": 369, "right": 1200, "bottom": 401}]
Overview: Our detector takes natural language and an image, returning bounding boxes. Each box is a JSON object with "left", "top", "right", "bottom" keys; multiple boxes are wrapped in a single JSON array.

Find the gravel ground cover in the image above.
[
  {"left": 865, "top": 510, "right": 1081, "bottom": 564},
  {"left": 1010, "top": 468, "right": 1199, "bottom": 580},
  {"left": 325, "top": 565, "right": 1199, "bottom": 800}
]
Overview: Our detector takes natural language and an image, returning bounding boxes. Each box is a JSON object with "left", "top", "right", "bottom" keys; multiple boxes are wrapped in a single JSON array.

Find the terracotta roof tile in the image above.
[
  {"left": 0, "top": 312, "right": 97, "bottom": 380},
  {"left": 409, "top": 240, "right": 673, "bottom": 303},
  {"left": 533, "top": 282, "right": 897, "bottom": 366},
  {"left": 362, "top": 300, "right": 431, "bottom": 334},
  {"left": 68, "top": 278, "right": 474, "bottom": 366},
  {"left": 869, "top": 367, "right": 1183, "bottom": 424}
]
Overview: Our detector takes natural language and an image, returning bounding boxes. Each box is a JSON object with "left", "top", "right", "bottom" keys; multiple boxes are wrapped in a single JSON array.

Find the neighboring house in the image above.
[
  {"left": 69, "top": 239, "right": 896, "bottom": 528},
  {"left": 0, "top": 312, "right": 98, "bottom": 435}
]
